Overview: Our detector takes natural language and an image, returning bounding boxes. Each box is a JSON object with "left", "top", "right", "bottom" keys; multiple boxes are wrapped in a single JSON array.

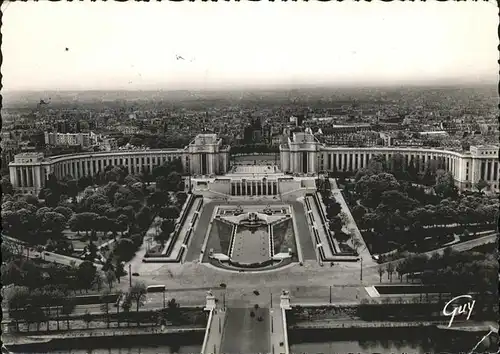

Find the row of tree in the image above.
[
  {"left": 355, "top": 192, "right": 497, "bottom": 235},
  {"left": 378, "top": 248, "right": 498, "bottom": 300},
  {"left": 1, "top": 255, "right": 118, "bottom": 293},
  {"left": 331, "top": 153, "right": 454, "bottom": 188},
  {"left": 5, "top": 281, "right": 183, "bottom": 333},
  {"left": 342, "top": 160, "right": 498, "bottom": 252}
]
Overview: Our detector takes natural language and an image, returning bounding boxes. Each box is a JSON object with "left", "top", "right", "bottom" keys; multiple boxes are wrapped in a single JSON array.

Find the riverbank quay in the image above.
[
  {"left": 2, "top": 325, "right": 206, "bottom": 347},
  {"left": 288, "top": 319, "right": 495, "bottom": 330}
]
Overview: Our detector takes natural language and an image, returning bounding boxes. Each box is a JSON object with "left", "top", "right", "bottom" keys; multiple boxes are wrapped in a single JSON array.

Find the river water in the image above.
[
  {"left": 289, "top": 327, "right": 499, "bottom": 354},
  {"left": 7, "top": 327, "right": 498, "bottom": 354},
  {"left": 6, "top": 333, "right": 203, "bottom": 354}
]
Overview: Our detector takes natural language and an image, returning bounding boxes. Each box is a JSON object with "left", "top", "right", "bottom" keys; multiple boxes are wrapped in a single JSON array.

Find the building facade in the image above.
[
  {"left": 280, "top": 132, "right": 499, "bottom": 192},
  {"left": 44, "top": 132, "right": 97, "bottom": 148},
  {"left": 10, "top": 134, "right": 230, "bottom": 194},
  {"left": 9, "top": 132, "right": 499, "bottom": 194}
]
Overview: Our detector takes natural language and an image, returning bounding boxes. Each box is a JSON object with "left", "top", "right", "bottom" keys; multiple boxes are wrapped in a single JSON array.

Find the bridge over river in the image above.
[{"left": 201, "top": 292, "right": 290, "bottom": 354}]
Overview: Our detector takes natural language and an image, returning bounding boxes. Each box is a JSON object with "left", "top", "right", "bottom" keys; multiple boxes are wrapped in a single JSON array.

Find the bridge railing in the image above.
[{"left": 200, "top": 308, "right": 214, "bottom": 354}]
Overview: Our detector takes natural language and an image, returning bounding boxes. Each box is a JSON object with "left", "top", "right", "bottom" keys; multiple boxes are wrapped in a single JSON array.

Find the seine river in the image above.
[
  {"left": 7, "top": 327, "right": 498, "bottom": 354},
  {"left": 289, "top": 327, "right": 499, "bottom": 354}
]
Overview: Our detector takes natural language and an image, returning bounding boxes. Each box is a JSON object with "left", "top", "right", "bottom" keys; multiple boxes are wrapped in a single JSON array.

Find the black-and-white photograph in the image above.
[{"left": 1, "top": 2, "right": 498, "bottom": 354}]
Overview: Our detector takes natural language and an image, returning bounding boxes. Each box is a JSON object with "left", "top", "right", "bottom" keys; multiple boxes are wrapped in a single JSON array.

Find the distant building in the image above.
[
  {"left": 116, "top": 125, "right": 139, "bottom": 135},
  {"left": 330, "top": 124, "right": 371, "bottom": 134},
  {"left": 289, "top": 115, "right": 305, "bottom": 127},
  {"left": 56, "top": 120, "right": 71, "bottom": 134},
  {"left": 44, "top": 132, "right": 97, "bottom": 148},
  {"left": 419, "top": 131, "right": 448, "bottom": 137},
  {"left": 100, "top": 138, "right": 118, "bottom": 152}
]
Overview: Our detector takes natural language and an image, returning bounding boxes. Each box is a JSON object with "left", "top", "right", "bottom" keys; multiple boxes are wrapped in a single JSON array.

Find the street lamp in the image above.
[{"left": 357, "top": 257, "right": 363, "bottom": 282}]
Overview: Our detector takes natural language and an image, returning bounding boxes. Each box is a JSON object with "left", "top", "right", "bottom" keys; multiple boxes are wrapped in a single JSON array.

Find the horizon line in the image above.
[{"left": 2, "top": 81, "right": 497, "bottom": 94}]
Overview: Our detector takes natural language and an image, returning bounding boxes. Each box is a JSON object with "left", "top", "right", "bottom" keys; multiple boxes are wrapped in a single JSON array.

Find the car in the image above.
[{"left": 132, "top": 272, "right": 140, "bottom": 276}]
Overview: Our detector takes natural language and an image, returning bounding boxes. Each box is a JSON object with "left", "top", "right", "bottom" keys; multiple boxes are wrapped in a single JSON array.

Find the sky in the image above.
[{"left": 2, "top": 1, "right": 497, "bottom": 91}]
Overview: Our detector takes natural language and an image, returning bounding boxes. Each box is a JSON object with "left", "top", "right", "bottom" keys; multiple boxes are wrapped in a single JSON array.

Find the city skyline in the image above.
[{"left": 2, "top": 1, "right": 497, "bottom": 91}]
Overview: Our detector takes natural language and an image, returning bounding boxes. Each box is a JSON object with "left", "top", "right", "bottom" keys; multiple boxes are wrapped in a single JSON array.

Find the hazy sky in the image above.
[{"left": 2, "top": 1, "right": 497, "bottom": 91}]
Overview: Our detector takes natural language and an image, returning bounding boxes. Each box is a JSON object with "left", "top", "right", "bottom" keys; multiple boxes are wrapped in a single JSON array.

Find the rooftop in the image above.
[
  {"left": 291, "top": 132, "right": 316, "bottom": 143},
  {"left": 192, "top": 133, "right": 219, "bottom": 145},
  {"left": 229, "top": 165, "right": 281, "bottom": 175},
  {"left": 14, "top": 152, "right": 44, "bottom": 158}
]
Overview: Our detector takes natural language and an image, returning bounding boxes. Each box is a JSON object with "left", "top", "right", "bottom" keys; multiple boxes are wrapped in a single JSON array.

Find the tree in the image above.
[
  {"left": 105, "top": 270, "right": 116, "bottom": 291},
  {"left": 92, "top": 272, "right": 103, "bottom": 291},
  {"left": 334, "top": 231, "right": 351, "bottom": 243},
  {"left": 96, "top": 216, "right": 113, "bottom": 238},
  {"left": 161, "top": 205, "right": 181, "bottom": 220},
  {"left": 377, "top": 265, "right": 385, "bottom": 283},
  {"left": 66, "top": 179, "right": 79, "bottom": 201},
  {"left": 155, "top": 176, "right": 168, "bottom": 191},
  {"left": 114, "top": 260, "right": 125, "bottom": 282},
  {"left": 395, "top": 262, "right": 405, "bottom": 282},
  {"left": 475, "top": 179, "right": 490, "bottom": 192},
  {"left": 386, "top": 262, "right": 395, "bottom": 283},
  {"left": 54, "top": 206, "right": 74, "bottom": 222},
  {"left": 69, "top": 212, "right": 99, "bottom": 237},
  {"left": 26, "top": 304, "right": 46, "bottom": 332},
  {"left": 77, "top": 261, "right": 97, "bottom": 292},
  {"left": 1, "top": 177, "right": 14, "bottom": 195},
  {"left": 99, "top": 292, "right": 112, "bottom": 328},
  {"left": 352, "top": 237, "right": 363, "bottom": 256},
  {"left": 339, "top": 212, "right": 350, "bottom": 227},
  {"left": 434, "top": 170, "right": 458, "bottom": 199},
  {"left": 117, "top": 214, "right": 129, "bottom": 236},
  {"left": 166, "top": 171, "right": 182, "bottom": 191},
  {"left": 175, "top": 192, "right": 188, "bottom": 207},
  {"left": 156, "top": 219, "right": 175, "bottom": 246},
  {"left": 115, "top": 238, "right": 136, "bottom": 262},
  {"left": 366, "top": 154, "right": 388, "bottom": 174},
  {"left": 129, "top": 282, "right": 147, "bottom": 312},
  {"left": 6, "top": 286, "right": 30, "bottom": 332},
  {"left": 61, "top": 298, "right": 76, "bottom": 330},
  {"left": 351, "top": 205, "right": 367, "bottom": 222},
  {"left": 136, "top": 206, "right": 152, "bottom": 230},
  {"left": 326, "top": 200, "right": 342, "bottom": 219},
  {"left": 379, "top": 190, "right": 418, "bottom": 214},
  {"left": 39, "top": 212, "right": 67, "bottom": 235},
  {"left": 83, "top": 310, "right": 92, "bottom": 329},
  {"left": 2, "top": 261, "right": 22, "bottom": 286},
  {"left": 355, "top": 173, "right": 400, "bottom": 208},
  {"left": 121, "top": 294, "right": 132, "bottom": 327},
  {"left": 165, "top": 298, "right": 181, "bottom": 323},
  {"left": 328, "top": 216, "right": 343, "bottom": 233}
]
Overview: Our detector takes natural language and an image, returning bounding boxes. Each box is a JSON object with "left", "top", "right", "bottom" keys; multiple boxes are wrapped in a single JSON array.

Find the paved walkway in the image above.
[
  {"left": 289, "top": 201, "right": 316, "bottom": 260},
  {"left": 370, "top": 231, "right": 498, "bottom": 268},
  {"left": 305, "top": 195, "right": 336, "bottom": 258},
  {"left": 202, "top": 309, "right": 226, "bottom": 354},
  {"left": 125, "top": 216, "right": 161, "bottom": 274},
  {"left": 185, "top": 202, "right": 217, "bottom": 262},
  {"left": 270, "top": 308, "right": 287, "bottom": 354},
  {"left": 330, "top": 178, "right": 375, "bottom": 267},
  {"left": 165, "top": 197, "right": 204, "bottom": 260}
]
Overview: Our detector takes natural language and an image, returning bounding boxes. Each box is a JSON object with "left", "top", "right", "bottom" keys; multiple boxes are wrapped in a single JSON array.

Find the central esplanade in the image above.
[{"left": 9, "top": 132, "right": 499, "bottom": 194}]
